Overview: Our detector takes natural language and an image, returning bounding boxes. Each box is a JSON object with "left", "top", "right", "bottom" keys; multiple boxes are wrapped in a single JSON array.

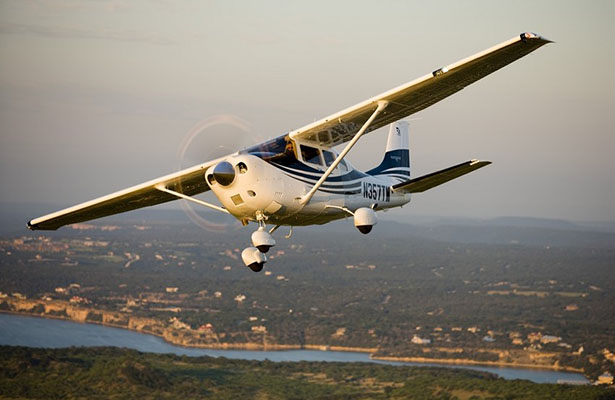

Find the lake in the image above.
[{"left": 0, "top": 313, "right": 589, "bottom": 384}]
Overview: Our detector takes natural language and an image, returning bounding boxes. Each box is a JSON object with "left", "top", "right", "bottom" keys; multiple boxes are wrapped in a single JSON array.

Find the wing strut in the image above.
[
  {"left": 299, "top": 100, "right": 389, "bottom": 206},
  {"left": 155, "top": 185, "right": 230, "bottom": 214}
]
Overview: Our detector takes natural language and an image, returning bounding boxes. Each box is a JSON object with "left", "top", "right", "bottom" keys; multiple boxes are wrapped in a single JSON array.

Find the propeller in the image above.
[{"left": 176, "top": 114, "right": 261, "bottom": 232}]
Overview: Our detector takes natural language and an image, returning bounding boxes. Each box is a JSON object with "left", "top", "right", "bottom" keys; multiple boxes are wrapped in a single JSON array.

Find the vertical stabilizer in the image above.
[{"left": 366, "top": 121, "right": 410, "bottom": 181}]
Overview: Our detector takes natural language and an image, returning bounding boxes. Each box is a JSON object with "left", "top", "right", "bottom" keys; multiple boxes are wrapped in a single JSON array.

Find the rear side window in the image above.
[{"left": 300, "top": 145, "right": 322, "bottom": 166}]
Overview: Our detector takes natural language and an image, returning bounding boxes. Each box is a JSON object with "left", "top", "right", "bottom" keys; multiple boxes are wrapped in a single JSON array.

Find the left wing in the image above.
[
  {"left": 290, "top": 33, "right": 550, "bottom": 147},
  {"left": 392, "top": 160, "right": 491, "bottom": 194},
  {"left": 28, "top": 158, "right": 224, "bottom": 231}
]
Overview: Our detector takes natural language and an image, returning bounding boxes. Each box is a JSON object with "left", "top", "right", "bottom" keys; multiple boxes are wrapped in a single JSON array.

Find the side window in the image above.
[
  {"left": 300, "top": 145, "right": 323, "bottom": 166},
  {"left": 339, "top": 158, "right": 349, "bottom": 172},
  {"left": 322, "top": 150, "right": 336, "bottom": 167}
]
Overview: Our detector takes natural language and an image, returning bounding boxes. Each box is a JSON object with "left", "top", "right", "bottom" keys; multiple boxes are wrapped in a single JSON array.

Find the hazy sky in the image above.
[{"left": 1, "top": 0, "right": 613, "bottom": 222}]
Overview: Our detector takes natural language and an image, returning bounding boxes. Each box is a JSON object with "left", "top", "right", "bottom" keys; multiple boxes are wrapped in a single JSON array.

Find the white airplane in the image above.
[{"left": 28, "top": 33, "right": 551, "bottom": 272}]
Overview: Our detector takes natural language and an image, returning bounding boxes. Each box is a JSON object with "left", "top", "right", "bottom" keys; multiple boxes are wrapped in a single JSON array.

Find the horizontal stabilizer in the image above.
[{"left": 392, "top": 160, "right": 491, "bottom": 193}]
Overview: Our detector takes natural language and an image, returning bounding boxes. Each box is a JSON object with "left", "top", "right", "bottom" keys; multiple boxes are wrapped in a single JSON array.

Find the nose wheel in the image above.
[{"left": 241, "top": 212, "right": 278, "bottom": 272}]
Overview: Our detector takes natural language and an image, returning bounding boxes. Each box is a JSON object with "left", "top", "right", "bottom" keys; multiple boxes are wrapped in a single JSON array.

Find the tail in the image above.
[{"left": 366, "top": 121, "right": 410, "bottom": 181}]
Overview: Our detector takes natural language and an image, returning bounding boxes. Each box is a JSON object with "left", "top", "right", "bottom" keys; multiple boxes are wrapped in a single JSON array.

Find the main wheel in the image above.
[{"left": 249, "top": 263, "right": 264, "bottom": 272}]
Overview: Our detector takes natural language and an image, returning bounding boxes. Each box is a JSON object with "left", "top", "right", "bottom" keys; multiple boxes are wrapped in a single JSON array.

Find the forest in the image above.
[{"left": 1, "top": 346, "right": 613, "bottom": 399}]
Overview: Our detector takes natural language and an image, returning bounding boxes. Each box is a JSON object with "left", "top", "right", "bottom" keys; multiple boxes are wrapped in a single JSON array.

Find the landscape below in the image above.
[{"left": 1, "top": 208, "right": 614, "bottom": 385}]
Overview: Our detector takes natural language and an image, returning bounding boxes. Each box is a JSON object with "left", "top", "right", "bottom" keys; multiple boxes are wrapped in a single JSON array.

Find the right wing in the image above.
[
  {"left": 392, "top": 160, "right": 491, "bottom": 193},
  {"left": 28, "top": 157, "right": 225, "bottom": 231},
  {"left": 290, "top": 33, "right": 551, "bottom": 147}
]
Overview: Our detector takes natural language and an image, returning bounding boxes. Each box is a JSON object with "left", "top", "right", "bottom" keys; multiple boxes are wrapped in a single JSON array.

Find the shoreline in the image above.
[
  {"left": 0, "top": 308, "right": 377, "bottom": 353},
  {"left": 0, "top": 308, "right": 586, "bottom": 377},
  {"left": 370, "top": 355, "right": 584, "bottom": 373}
]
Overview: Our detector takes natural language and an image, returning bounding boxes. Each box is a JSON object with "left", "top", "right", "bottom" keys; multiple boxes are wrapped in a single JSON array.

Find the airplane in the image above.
[{"left": 28, "top": 32, "right": 551, "bottom": 272}]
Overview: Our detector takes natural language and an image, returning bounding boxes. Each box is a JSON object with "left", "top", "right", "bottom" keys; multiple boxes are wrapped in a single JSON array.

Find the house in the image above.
[
  {"left": 597, "top": 372, "right": 613, "bottom": 385},
  {"left": 251, "top": 325, "right": 267, "bottom": 333},
  {"left": 69, "top": 296, "right": 90, "bottom": 304},
  {"left": 602, "top": 349, "right": 615, "bottom": 363},
  {"left": 411, "top": 335, "right": 431, "bottom": 345},
  {"left": 166, "top": 287, "right": 179, "bottom": 293},
  {"left": 169, "top": 317, "right": 190, "bottom": 330},
  {"left": 540, "top": 335, "right": 561, "bottom": 344}
]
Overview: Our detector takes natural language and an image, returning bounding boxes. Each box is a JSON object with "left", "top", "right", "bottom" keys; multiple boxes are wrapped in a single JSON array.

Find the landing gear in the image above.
[
  {"left": 249, "top": 263, "right": 264, "bottom": 272},
  {"left": 241, "top": 211, "right": 277, "bottom": 272},
  {"left": 241, "top": 247, "right": 266, "bottom": 272},
  {"left": 251, "top": 226, "right": 276, "bottom": 253}
]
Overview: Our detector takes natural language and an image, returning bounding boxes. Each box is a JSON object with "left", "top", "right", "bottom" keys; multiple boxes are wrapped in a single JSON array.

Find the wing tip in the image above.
[
  {"left": 27, "top": 220, "right": 37, "bottom": 231},
  {"left": 470, "top": 159, "right": 492, "bottom": 166},
  {"left": 520, "top": 32, "right": 554, "bottom": 44}
]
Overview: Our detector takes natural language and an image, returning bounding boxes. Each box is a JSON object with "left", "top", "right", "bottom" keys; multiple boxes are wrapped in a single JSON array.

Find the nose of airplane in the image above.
[{"left": 212, "top": 161, "right": 236, "bottom": 186}]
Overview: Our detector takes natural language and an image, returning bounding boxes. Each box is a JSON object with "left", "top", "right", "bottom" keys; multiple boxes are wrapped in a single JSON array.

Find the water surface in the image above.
[{"left": 0, "top": 314, "right": 588, "bottom": 384}]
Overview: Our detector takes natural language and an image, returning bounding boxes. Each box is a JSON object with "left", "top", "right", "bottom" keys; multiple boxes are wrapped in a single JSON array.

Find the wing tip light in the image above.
[
  {"left": 470, "top": 159, "right": 492, "bottom": 166},
  {"left": 520, "top": 32, "right": 554, "bottom": 44}
]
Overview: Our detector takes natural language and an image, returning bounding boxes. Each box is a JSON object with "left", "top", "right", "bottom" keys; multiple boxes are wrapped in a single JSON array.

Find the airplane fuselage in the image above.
[{"left": 207, "top": 152, "right": 410, "bottom": 226}]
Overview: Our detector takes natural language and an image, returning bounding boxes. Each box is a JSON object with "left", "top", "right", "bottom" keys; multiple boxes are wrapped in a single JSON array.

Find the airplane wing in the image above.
[
  {"left": 28, "top": 158, "right": 224, "bottom": 231},
  {"left": 289, "top": 33, "right": 551, "bottom": 147},
  {"left": 391, "top": 160, "right": 491, "bottom": 193}
]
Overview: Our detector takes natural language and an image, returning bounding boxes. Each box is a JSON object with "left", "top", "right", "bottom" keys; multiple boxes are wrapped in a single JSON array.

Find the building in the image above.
[
  {"left": 597, "top": 372, "right": 613, "bottom": 385},
  {"left": 251, "top": 325, "right": 267, "bottom": 333},
  {"left": 540, "top": 335, "right": 561, "bottom": 344},
  {"left": 602, "top": 349, "right": 615, "bottom": 363},
  {"left": 411, "top": 335, "right": 431, "bottom": 345},
  {"left": 169, "top": 317, "right": 190, "bottom": 330}
]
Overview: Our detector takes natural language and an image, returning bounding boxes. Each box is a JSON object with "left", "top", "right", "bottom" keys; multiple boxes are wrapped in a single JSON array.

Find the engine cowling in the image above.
[{"left": 353, "top": 207, "right": 377, "bottom": 234}]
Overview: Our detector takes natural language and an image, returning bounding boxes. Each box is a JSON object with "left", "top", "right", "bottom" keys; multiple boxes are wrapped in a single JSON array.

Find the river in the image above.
[{"left": 0, "top": 314, "right": 588, "bottom": 384}]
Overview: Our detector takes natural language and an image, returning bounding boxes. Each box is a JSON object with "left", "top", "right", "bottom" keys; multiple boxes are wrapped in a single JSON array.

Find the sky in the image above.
[{"left": 0, "top": 0, "right": 613, "bottom": 223}]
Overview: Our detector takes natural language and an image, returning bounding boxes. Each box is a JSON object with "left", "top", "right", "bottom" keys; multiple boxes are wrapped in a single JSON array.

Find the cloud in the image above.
[{"left": 0, "top": 22, "right": 175, "bottom": 45}]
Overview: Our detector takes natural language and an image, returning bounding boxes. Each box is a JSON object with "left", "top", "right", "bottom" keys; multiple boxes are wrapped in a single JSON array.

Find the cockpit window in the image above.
[
  {"left": 322, "top": 150, "right": 336, "bottom": 166},
  {"left": 300, "top": 145, "right": 322, "bottom": 166}
]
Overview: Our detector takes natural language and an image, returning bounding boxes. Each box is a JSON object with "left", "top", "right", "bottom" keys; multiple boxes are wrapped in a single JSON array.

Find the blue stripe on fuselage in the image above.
[{"left": 366, "top": 149, "right": 410, "bottom": 176}]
